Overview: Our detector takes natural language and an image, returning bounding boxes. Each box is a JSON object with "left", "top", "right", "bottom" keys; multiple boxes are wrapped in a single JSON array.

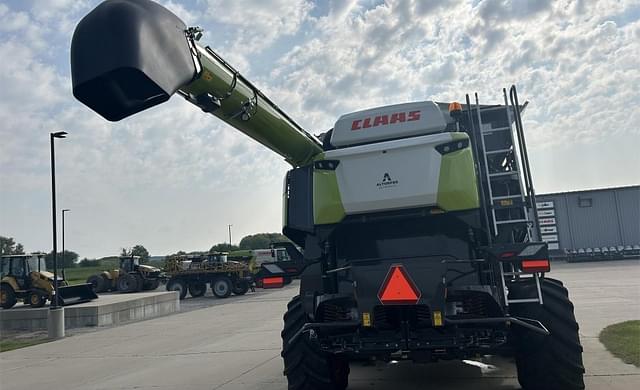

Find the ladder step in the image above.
[
  {"left": 492, "top": 195, "right": 523, "bottom": 200},
  {"left": 508, "top": 298, "right": 540, "bottom": 304},
  {"left": 486, "top": 148, "right": 512, "bottom": 155},
  {"left": 489, "top": 171, "right": 518, "bottom": 177},
  {"left": 496, "top": 219, "right": 529, "bottom": 225},
  {"left": 482, "top": 126, "right": 511, "bottom": 133}
]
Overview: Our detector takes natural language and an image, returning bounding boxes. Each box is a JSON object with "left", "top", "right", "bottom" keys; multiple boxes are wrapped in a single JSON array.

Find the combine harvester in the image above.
[{"left": 70, "top": 1, "right": 584, "bottom": 389}]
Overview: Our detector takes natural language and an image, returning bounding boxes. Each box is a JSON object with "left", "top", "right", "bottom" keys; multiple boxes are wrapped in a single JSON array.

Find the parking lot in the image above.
[{"left": 1, "top": 260, "right": 638, "bottom": 390}]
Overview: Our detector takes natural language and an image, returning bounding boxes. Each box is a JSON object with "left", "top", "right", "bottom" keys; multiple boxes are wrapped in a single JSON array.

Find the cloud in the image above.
[{"left": 1, "top": 0, "right": 639, "bottom": 258}]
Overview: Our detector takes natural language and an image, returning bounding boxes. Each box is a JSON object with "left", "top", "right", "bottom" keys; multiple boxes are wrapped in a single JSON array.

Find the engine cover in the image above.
[{"left": 330, "top": 101, "right": 449, "bottom": 148}]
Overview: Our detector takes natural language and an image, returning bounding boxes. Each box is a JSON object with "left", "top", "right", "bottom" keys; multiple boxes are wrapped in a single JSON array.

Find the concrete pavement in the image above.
[{"left": 1, "top": 260, "right": 638, "bottom": 389}]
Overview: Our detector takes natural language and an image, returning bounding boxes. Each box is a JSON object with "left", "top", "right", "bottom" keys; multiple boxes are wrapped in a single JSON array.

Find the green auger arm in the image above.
[{"left": 71, "top": 0, "right": 322, "bottom": 167}]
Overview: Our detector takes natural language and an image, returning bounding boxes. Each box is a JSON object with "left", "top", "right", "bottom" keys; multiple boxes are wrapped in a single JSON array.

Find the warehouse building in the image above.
[{"left": 536, "top": 185, "right": 639, "bottom": 258}]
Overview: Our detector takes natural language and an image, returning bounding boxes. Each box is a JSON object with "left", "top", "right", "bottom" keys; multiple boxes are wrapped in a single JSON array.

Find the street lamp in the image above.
[
  {"left": 228, "top": 224, "right": 233, "bottom": 246},
  {"left": 62, "top": 209, "right": 70, "bottom": 280},
  {"left": 50, "top": 131, "right": 67, "bottom": 309}
]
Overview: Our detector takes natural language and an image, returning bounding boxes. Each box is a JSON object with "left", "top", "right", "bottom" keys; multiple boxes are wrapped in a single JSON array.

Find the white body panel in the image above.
[
  {"left": 325, "top": 132, "right": 454, "bottom": 214},
  {"left": 331, "top": 101, "right": 448, "bottom": 147}
]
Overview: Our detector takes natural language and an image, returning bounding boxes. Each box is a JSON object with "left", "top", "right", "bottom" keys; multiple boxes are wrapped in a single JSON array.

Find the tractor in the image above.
[
  {"left": 86, "top": 255, "right": 162, "bottom": 293},
  {"left": 1, "top": 253, "right": 97, "bottom": 308}
]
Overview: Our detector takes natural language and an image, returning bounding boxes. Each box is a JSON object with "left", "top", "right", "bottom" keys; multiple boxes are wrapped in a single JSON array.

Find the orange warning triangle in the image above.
[{"left": 378, "top": 265, "right": 421, "bottom": 305}]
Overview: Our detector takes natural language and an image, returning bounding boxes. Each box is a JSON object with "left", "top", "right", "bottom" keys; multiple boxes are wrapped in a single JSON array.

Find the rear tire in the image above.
[
  {"left": 509, "top": 278, "right": 585, "bottom": 390},
  {"left": 281, "top": 296, "right": 349, "bottom": 390},
  {"left": 232, "top": 280, "right": 250, "bottom": 296},
  {"left": 87, "top": 275, "right": 106, "bottom": 293},
  {"left": 1, "top": 284, "right": 17, "bottom": 309},
  {"left": 143, "top": 279, "right": 160, "bottom": 291},
  {"left": 28, "top": 292, "right": 46, "bottom": 308},
  {"left": 188, "top": 282, "right": 207, "bottom": 297},
  {"left": 166, "top": 278, "right": 188, "bottom": 300},
  {"left": 117, "top": 274, "right": 137, "bottom": 293},
  {"left": 212, "top": 277, "right": 232, "bottom": 298}
]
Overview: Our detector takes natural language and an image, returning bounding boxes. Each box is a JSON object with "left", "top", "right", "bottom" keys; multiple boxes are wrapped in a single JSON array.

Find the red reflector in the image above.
[
  {"left": 378, "top": 265, "right": 421, "bottom": 305},
  {"left": 262, "top": 276, "right": 284, "bottom": 289},
  {"left": 500, "top": 251, "right": 517, "bottom": 259},
  {"left": 522, "top": 259, "right": 550, "bottom": 273}
]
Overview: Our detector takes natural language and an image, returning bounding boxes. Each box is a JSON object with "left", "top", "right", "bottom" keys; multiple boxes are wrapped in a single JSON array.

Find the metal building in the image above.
[{"left": 535, "top": 185, "right": 639, "bottom": 256}]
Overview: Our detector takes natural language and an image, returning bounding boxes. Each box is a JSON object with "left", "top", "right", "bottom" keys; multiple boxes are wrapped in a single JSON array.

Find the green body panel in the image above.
[
  {"left": 181, "top": 47, "right": 323, "bottom": 167},
  {"left": 313, "top": 170, "right": 346, "bottom": 225},
  {"left": 436, "top": 136, "right": 480, "bottom": 211}
]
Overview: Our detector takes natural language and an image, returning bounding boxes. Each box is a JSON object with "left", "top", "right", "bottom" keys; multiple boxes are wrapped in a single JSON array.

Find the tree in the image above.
[
  {"left": 238, "top": 233, "right": 290, "bottom": 250},
  {"left": 0, "top": 236, "right": 25, "bottom": 255},
  {"left": 131, "top": 245, "right": 150, "bottom": 262},
  {"left": 45, "top": 250, "right": 79, "bottom": 269},
  {"left": 209, "top": 243, "right": 240, "bottom": 252}
]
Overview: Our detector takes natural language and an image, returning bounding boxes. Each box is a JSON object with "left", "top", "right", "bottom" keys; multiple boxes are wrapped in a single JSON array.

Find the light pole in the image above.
[
  {"left": 228, "top": 224, "right": 233, "bottom": 246},
  {"left": 51, "top": 131, "right": 67, "bottom": 309},
  {"left": 62, "top": 209, "right": 70, "bottom": 280}
]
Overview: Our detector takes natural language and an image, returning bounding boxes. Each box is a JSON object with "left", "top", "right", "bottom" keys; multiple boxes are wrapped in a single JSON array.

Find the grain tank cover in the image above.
[{"left": 330, "top": 101, "right": 448, "bottom": 147}]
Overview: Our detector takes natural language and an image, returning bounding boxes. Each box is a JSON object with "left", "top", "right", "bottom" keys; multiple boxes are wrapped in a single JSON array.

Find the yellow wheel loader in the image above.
[
  {"left": 0, "top": 253, "right": 97, "bottom": 309},
  {"left": 86, "top": 255, "right": 162, "bottom": 294}
]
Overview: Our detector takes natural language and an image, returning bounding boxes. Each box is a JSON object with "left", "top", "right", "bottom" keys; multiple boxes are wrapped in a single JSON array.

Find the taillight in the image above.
[
  {"left": 522, "top": 259, "right": 550, "bottom": 273},
  {"left": 262, "top": 276, "right": 284, "bottom": 288}
]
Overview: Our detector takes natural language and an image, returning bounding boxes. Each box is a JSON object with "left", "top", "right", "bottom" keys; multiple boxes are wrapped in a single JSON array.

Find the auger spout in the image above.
[{"left": 70, "top": 0, "right": 322, "bottom": 166}]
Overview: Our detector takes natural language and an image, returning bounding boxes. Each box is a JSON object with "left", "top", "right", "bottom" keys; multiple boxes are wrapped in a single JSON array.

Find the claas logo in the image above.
[{"left": 351, "top": 110, "right": 421, "bottom": 130}]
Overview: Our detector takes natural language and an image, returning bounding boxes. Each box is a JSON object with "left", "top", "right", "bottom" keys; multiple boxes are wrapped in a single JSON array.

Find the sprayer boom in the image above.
[{"left": 71, "top": 0, "right": 322, "bottom": 166}]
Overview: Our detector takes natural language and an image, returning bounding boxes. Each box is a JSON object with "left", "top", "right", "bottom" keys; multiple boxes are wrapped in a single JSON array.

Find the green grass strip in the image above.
[{"left": 599, "top": 320, "right": 640, "bottom": 367}]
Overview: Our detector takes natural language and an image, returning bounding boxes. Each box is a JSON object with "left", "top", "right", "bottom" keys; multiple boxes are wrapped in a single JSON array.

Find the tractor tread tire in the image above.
[
  {"left": 166, "top": 278, "right": 188, "bottom": 300},
  {"left": 232, "top": 280, "right": 250, "bottom": 296},
  {"left": 1, "top": 284, "right": 17, "bottom": 309},
  {"left": 281, "top": 296, "right": 349, "bottom": 390},
  {"left": 212, "top": 277, "right": 233, "bottom": 298},
  {"left": 87, "top": 275, "right": 106, "bottom": 293},
  {"left": 28, "top": 291, "right": 47, "bottom": 308},
  {"left": 188, "top": 282, "right": 207, "bottom": 298},
  {"left": 509, "top": 278, "right": 585, "bottom": 390}
]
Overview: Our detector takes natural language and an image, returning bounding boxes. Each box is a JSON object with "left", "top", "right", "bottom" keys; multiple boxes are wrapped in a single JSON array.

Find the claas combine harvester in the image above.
[{"left": 70, "top": 1, "right": 585, "bottom": 389}]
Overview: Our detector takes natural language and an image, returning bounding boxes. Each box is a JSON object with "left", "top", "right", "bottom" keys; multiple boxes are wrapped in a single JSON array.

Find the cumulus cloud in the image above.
[{"left": 1, "top": 0, "right": 638, "bottom": 257}]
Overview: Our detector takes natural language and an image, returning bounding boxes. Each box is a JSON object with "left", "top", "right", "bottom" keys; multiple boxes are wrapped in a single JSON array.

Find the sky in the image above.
[{"left": 0, "top": 0, "right": 639, "bottom": 259}]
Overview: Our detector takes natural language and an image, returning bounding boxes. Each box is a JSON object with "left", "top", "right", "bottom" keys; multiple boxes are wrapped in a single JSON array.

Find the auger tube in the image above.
[{"left": 70, "top": 0, "right": 322, "bottom": 167}]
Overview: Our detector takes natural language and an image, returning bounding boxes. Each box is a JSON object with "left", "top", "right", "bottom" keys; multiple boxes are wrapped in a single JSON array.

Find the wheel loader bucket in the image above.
[{"left": 57, "top": 283, "right": 98, "bottom": 306}]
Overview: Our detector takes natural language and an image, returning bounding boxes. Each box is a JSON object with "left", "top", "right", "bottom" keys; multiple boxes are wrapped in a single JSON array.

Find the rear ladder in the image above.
[{"left": 466, "top": 85, "right": 544, "bottom": 306}]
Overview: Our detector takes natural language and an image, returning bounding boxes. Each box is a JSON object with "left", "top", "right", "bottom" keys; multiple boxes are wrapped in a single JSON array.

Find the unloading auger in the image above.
[{"left": 71, "top": 0, "right": 322, "bottom": 167}]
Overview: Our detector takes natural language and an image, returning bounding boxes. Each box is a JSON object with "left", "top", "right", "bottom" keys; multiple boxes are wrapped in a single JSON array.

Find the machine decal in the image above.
[
  {"left": 351, "top": 110, "right": 421, "bottom": 130},
  {"left": 377, "top": 172, "right": 399, "bottom": 188}
]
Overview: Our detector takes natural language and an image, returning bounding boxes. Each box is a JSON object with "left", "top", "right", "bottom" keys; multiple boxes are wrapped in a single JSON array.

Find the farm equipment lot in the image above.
[{"left": 1, "top": 260, "right": 638, "bottom": 390}]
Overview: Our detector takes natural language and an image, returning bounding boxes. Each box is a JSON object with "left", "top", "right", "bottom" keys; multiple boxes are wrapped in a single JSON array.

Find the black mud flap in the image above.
[
  {"left": 71, "top": 0, "right": 198, "bottom": 121},
  {"left": 58, "top": 284, "right": 98, "bottom": 306}
]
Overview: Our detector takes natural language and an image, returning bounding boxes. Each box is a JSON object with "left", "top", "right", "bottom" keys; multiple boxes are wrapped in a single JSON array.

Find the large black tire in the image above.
[
  {"left": 117, "top": 274, "right": 137, "bottom": 293},
  {"left": 143, "top": 279, "right": 160, "bottom": 291},
  {"left": 232, "top": 280, "right": 250, "bottom": 296},
  {"left": 509, "top": 278, "right": 585, "bottom": 390},
  {"left": 1, "top": 284, "right": 17, "bottom": 309},
  {"left": 281, "top": 296, "right": 349, "bottom": 390},
  {"left": 188, "top": 282, "right": 207, "bottom": 297},
  {"left": 87, "top": 275, "right": 106, "bottom": 293},
  {"left": 211, "top": 277, "right": 232, "bottom": 298},
  {"left": 166, "top": 278, "right": 188, "bottom": 300},
  {"left": 28, "top": 291, "right": 47, "bottom": 308}
]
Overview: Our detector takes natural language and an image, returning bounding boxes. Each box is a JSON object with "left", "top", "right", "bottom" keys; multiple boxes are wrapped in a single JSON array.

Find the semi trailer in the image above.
[{"left": 70, "top": 1, "right": 585, "bottom": 389}]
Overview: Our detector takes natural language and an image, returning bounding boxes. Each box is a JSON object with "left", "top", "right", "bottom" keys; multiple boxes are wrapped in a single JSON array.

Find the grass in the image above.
[
  {"left": 63, "top": 266, "right": 107, "bottom": 285},
  {"left": 599, "top": 320, "right": 640, "bottom": 367},
  {"left": 0, "top": 338, "right": 50, "bottom": 353}
]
